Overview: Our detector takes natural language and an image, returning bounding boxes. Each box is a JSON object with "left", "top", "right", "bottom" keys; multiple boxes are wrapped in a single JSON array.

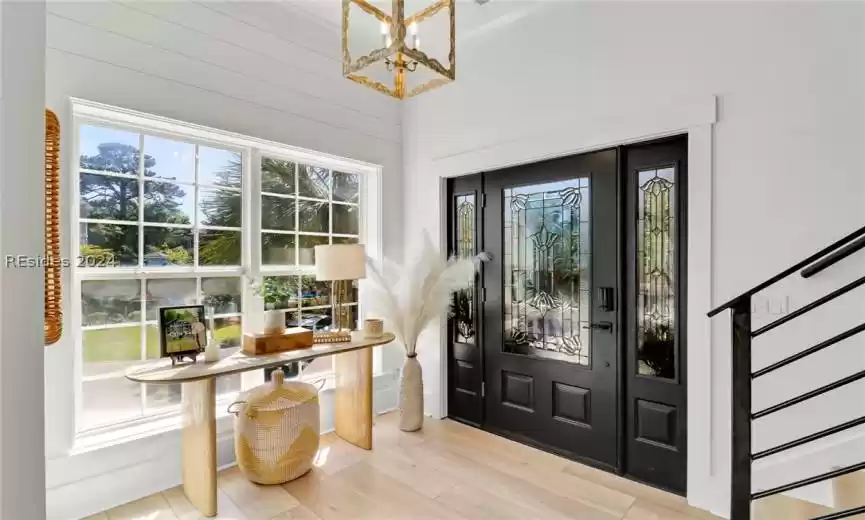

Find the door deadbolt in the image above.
[{"left": 598, "top": 286, "right": 615, "bottom": 311}]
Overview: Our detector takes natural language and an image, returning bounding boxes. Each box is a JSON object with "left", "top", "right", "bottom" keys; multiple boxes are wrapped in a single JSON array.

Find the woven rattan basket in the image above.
[{"left": 229, "top": 371, "right": 320, "bottom": 485}]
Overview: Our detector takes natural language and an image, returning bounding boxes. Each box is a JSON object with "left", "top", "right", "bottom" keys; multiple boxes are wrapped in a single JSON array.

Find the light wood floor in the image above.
[{"left": 86, "top": 412, "right": 721, "bottom": 520}]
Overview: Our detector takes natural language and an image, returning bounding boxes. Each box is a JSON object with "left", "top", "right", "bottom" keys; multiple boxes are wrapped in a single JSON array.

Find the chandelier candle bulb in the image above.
[
  {"left": 381, "top": 21, "right": 391, "bottom": 47},
  {"left": 409, "top": 22, "right": 419, "bottom": 49}
]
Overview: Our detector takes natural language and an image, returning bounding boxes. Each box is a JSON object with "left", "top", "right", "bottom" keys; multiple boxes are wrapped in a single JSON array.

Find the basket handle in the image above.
[
  {"left": 271, "top": 369, "right": 285, "bottom": 387},
  {"left": 227, "top": 401, "right": 247, "bottom": 415},
  {"left": 310, "top": 377, "right": 327, "bottom": 391}
]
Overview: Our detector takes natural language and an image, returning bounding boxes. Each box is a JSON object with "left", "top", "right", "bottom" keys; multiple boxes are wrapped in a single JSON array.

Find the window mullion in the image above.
[
  {"left": 194, "top": 144, "right": 200, "bottom": 268},
  {"left": 328, "top": 167, "right": 334, "bottom": 245},
  {"left": 294, "top": 164, "right": 300, "bottom": 266},
  {"left": 243, "top": 149, "right": 264, "bottom": 390},
  {"left": 138, "top": 133, "right": 147, "bottom": 417},
  {"left": 139, "top": 278, "right": 147, "bottom": 415},
  {"left": 138, "top": 132, "right": 145, "bottom": 268},
  {"left": 249, "top": 149, "right": 262, "bottom": 279}
]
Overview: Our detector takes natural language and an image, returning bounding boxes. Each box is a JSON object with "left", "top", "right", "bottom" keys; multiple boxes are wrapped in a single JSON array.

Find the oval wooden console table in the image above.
[{"left": 126, "top": 332, "right": 395, "bottom": 518}]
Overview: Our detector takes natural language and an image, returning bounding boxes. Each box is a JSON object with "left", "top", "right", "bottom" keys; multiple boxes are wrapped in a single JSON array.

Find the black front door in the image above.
[
  {"left": 445, "top": 137, "right": 688, "bottom": 493},
  {"left": 483, "top": 149, "right": 620, "bottom": 469}
]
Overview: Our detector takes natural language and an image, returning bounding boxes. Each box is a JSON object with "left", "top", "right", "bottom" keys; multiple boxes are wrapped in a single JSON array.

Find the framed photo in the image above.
[{"left": 159, "top": 305, "right": 208, "bottom": 363}]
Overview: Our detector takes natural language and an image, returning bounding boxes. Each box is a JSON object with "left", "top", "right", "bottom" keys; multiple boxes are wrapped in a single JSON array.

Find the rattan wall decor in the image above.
[{"left": 45, "top": 109, "right": 62, "bottom": 345}]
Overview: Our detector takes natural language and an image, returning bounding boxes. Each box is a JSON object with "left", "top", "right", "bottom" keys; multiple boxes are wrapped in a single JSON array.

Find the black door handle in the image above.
[{"left": 583, "top": 321, "right": 613, "bottom": 332}]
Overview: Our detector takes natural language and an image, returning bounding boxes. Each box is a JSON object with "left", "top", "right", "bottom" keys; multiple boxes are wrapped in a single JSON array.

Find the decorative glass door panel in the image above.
[
  {"left": 636, "top": 166, "right": 676, "bottom": 379},
  {"left": 454, "top": 194, "right": 476, "bottom": 344},
  {"left": 503, "top": 179, "right": 591, "bottom": 366}
]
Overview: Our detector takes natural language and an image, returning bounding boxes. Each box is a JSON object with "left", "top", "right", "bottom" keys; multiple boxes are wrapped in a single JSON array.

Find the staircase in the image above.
[{"left": 709, "top": 226, "right": 865, "bottom": 520}]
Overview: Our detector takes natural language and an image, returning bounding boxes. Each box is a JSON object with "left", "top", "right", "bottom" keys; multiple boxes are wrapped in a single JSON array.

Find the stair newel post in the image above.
[{"left": 731, "top": 298, "right": 753, "bottom": 520}]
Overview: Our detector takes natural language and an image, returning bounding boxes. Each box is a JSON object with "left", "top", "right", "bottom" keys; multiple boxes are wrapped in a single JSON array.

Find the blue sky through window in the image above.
[{"left": 81, "top": 125, "right": 241, "bottom": 188}]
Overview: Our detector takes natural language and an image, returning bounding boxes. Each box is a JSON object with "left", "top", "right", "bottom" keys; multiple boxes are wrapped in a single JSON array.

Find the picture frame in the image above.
[{"left": 159, "top": 305, "right": 208, "bottom": 366}]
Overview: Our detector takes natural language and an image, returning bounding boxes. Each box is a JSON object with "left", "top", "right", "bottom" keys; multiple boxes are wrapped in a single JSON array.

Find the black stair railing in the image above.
[{"left": 708, "top": 225, "right": 865, "bottom": 520}]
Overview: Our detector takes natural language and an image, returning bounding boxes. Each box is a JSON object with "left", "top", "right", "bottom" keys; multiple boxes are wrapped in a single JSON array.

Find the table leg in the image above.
[
  {"left": 334, "top": 348, "right": 373, "bottom": 450},
  {"left": 181, "top": 379, "right": 217, "bottom": 517}
]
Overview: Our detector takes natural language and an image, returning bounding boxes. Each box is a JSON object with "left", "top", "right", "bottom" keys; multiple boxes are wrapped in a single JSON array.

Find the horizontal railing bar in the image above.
[
  {"left": 752, "top": 322, "right": 865, "bottom": 379},
  {"left": 802, "top": 235, "right": 865, "bottom": 279},
  {"left": 751, "top": 461, "right": 865, "bottom": 501},
  {"left": 752, "top": 369, "right": 865, "bottom": 419},
  {"left": 751, "top": 275, "right": 865, "bottom": 337},
  {"left": 707, "top": 225, "right": 865, "bottom": 317},
  {"left": 751, "top": 416, "right": 865, "bottom": 461},
  {"left": 810, "top": 505, "right": 865, "bottom": 520}
]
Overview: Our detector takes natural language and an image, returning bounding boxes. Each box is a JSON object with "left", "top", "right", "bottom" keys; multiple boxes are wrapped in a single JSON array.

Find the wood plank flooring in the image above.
[{"left": 87, "top": 412, "right": 721, "bottom": 520}]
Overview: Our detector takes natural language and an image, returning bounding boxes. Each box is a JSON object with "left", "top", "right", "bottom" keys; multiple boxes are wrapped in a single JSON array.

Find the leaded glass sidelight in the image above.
[
  {"left": 453, "top": 194, "right": 475, "bottom": 343},
  {"left": 636, "top": 166, "right": 677, "bottom": 379},
  {"left": 503, "top": 179, "right": 591, "bottom": 366}
]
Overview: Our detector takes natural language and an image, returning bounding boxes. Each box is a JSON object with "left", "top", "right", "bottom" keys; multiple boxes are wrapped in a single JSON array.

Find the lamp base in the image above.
[{"left": 316, "top": 279, "right": 354, "bottom": 345}]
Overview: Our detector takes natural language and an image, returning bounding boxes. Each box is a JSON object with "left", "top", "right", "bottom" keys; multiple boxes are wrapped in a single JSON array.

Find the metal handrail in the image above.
[
  {"left": 708, "top": 225, "right": 865, "bottom": 317},
  {"left": 802, "top": 235, "right": 865, "bottom": 278}
]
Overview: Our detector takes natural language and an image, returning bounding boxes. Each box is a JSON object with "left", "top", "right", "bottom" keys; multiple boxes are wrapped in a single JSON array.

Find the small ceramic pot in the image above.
[
  {"left": 363, "top": 318, "right": 384, "bottom": 339},
  {"left": 264, "top": 309, "right": 285, "bottom": 335}
]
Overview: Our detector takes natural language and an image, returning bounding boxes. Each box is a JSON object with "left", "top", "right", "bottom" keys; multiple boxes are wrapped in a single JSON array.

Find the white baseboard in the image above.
[{"left": 49, "top": 372, "right": 400, "bottom": 520}]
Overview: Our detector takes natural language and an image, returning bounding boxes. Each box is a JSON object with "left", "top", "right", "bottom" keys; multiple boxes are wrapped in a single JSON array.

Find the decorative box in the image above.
[{"left": 242, "top": 327, "right": 313, "bottom": 355}]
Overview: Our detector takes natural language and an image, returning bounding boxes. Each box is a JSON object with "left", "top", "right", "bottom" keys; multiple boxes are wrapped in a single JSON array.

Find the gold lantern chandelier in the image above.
[{"left": 342, "top": 0, "right": 455, "bottom": 99}]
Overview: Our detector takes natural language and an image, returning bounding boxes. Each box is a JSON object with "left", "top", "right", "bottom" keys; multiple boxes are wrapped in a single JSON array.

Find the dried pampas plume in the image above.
[{"left": 365, "top": 231, "right": 487, "bottom": 356}]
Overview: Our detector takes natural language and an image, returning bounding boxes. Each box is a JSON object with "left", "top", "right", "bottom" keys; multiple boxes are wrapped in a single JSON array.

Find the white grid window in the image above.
[
  {"left": 77, "top": 124, "right": 246, "bottom": 431},
  {"left": 259, "top": 157, "right": 362, "bottom": 376},
  {"left": 72, "top": 100, "right": 377, "bottom": 435}
]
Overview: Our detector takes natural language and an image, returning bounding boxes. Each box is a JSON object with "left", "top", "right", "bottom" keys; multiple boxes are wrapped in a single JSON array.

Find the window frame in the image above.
[{"left": 70, "top": 98, "right": 382, "bottom": 436}]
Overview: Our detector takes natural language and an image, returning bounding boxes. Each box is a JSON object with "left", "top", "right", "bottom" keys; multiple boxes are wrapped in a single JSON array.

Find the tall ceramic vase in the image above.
[{"left": 399, "top": 353, "right": 424, "bottom": 432}]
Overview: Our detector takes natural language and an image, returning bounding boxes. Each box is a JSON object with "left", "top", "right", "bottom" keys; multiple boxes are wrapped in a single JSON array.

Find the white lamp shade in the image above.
[{"left": 314, "top": 244, "right": 367, "bottom": 281}]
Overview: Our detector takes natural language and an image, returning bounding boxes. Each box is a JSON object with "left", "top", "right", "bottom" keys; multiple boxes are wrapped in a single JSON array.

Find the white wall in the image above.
[
  {"left": 44, "top": 1, "right": 404, "bottom": 517},
  {"left": 0, "top": 1, "right": 48, "bottom": 519},
  {"left": 402, "top": 1, "right": 865, "bottom": 517}
]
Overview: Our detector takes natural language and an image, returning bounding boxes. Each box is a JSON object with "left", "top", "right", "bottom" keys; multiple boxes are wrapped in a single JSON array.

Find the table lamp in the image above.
[{"left": 313, "top": 244, "right": 366, "bottom": 343}]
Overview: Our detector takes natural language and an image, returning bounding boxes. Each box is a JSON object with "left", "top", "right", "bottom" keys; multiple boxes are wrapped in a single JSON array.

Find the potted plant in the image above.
[{"left": 251, "top": 277, "right": 297, "bottom": 335}]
